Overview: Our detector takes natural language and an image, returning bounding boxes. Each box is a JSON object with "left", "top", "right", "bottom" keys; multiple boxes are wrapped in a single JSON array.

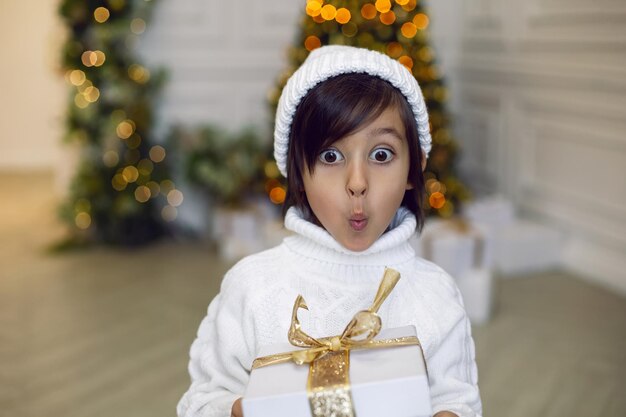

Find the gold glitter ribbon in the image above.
[{"left": 251, "top": 268, "right": 424, "bottom": 417}]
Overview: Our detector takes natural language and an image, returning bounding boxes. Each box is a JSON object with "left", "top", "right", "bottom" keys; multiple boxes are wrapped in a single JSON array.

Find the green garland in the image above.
[{"left": 58, "top": 0, "right": 177, "bottom": 247}]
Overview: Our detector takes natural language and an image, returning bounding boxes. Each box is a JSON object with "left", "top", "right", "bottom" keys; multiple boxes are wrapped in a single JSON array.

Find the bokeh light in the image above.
[
  {"left": 413, "top": 13, "right": 429, "bottom": 30},
  {"left": 398, "top": 55, "right": 414, "bottom": 70},
  {"left": 94, "top": 7, "right": 110, "bottom": 23},
  {"left": 321, "top": 4, "right": 337, "bottom": 20},
  {"left": 335, "top": 8, "right": 351, "bottom": 24},
  {"left": 149, "top": 145, "right": 166, "bottom": 163},
  {"left": 429, "top": 191, "right": 446, "bottom": 209},
  {"left": 116, "top": 120, "right": 135, "bottom": 139},
  {"left": 375, "top": 0, "right": 391, "bottom": 13},
  {"left": 161, "top": 206, "right": 177, "bottom": 222},
  {"left": 361, "top": 4, "right": 377, "bottom": 20},
  {"left": 167, "top": 189, "right": 184, "bottom": 207},
  {"left": 75, "top": 212, "right": 91, "bottom": 229},
  {"left": 304, "top": 35, "right": 322, "bottom": 51},
  {"left": 269, "top": 187, "right": 286, "bottom": 204},
  {"left": 401, "top": 22, "right": 418, "bottom": 38},
  {"left": 380, "top": 11, "right": 396, "bottom": 25},
  {"left": 130, "top": 18, "right": 146, "bottom": 34}
]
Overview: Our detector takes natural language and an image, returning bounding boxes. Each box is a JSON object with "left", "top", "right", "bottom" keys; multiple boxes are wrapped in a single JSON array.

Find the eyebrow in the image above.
[{"left": 367, "top": 127, "right": 404, "bottom": 142}]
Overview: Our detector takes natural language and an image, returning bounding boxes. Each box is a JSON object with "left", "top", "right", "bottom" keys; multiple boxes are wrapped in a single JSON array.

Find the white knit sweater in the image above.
[{"left": 177, "top": 207, "right": 482, "bottom": 417}]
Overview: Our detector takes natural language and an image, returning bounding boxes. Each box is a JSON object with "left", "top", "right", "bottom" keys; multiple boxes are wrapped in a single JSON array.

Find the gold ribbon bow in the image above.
[{"left": 251, "top": 268, "right": 423, "bottom": 417}]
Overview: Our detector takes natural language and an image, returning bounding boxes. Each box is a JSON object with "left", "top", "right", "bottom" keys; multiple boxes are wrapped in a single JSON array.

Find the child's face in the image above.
[{"left": 302, "top": 106, "right": 413, "bottom": 252}]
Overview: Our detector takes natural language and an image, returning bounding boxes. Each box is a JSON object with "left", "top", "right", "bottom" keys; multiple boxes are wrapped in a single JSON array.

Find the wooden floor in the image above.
[{"left": 1, "top": 172, "right": 625, "bottom": 417}]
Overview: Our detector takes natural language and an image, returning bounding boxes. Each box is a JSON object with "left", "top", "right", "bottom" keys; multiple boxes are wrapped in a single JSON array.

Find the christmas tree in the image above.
[
  {"left": 58, "top": 0, "right": 180, "bottom": 247},
  {"left": 266, "top": 0, "right": 470, "bottom": 217}
]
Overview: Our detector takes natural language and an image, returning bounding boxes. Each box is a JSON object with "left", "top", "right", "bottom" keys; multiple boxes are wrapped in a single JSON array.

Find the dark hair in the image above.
[{"left": 283, "top": 73, "right": 425, "bottom": 231}]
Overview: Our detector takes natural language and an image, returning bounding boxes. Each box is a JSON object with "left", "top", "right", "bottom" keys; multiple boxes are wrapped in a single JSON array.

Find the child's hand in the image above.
[{"left": 231, "top": 398, "right": 243, "bottom": 417}]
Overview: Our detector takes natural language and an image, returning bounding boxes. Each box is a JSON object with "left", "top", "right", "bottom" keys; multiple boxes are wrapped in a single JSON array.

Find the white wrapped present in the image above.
[{"left": 243, "top": 326, "right": 431, "bottom": 417}]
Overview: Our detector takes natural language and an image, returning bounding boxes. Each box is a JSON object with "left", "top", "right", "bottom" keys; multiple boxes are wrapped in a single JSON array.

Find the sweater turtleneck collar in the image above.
[{"left": 282, "top": 206, "right": 417, "bottom": 266}]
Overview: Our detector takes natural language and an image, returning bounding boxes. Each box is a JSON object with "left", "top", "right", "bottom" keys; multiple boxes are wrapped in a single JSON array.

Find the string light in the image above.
[
  {"left": 413, "top": 13, "right": 429, "bottom": 30},
  {"left": 304, "top": 35, "right": 322, "bottom": 51},
  {"left": 69, "top": 70, "right": 86, "bottom": 86},
  {"left": 161, "top": 206, "right": 177, "bottom": 222},
  {"left": 134, "top": 185, "right": 151, "bottom": 203},
  {"left": 379, "top": 11, "right": 396, "bottom": 25},
  {"left": 429, "top": 191, "right": 446, "bottom": 209},
  {"left": 335, "top": 8, "right": 351, "bottom": 24},
  {"left": 94, "top": 7, "right": 110, "bottom": 23},
  {"left": 116, "top": 120, "right": 135, "bottom": 139},
  {"left": 75, "top": 212, "right": 92, "bottom": 229},
  {"left": 321, "top": 4, "right": 337, "bottom": 20},
  {"left": 269, "top": 187, "right": 286, "bottom": 204},
  {"left": 149, "top": 145, "right": 166, "bottom": 163},
  {"left": 130, "top": 18, "right": 146, "bottom": 34},
  {"left": 167, "top": 189, "right": 184, "bottom": 207},
  {"left": 401, "top": 22, "right": 418, "bottom": 38},
  {"left": 398, "top": 55, "right": 414, "bottom": 70},
  {"left": 361, "top": 4, "right": 377, "bottom": 20},
  {"left": 306, "top": 1, "right": 323, "bottom": 17},
  {"left": 375, "top": 0, "right": 391, "bottom": 13}
]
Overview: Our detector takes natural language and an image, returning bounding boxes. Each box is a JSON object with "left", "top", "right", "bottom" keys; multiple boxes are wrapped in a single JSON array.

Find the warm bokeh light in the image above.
[
  {"left": 401, "top": 22, "right": 418, "bottom": 38},
  {"left": 335, "top": 8, "right": 351, "bottom": 24},
  {"left": 395, "top": 0, "right": 409, "bottom": 5},
  {"left": 116, "top": 120, "right": 135, "bottom": 139},
  {"left": 94, "top": 50, "right": 106, "bottom": 66},
  {"left": 167, "top": 189, "right": 184, "bottom": 207},
  {"left": 413, "top": 13, "right": 429, "bottom": 30},
  {"left": 134, "top": 185, "right": 151, "bottom": 203},
  {"left": 401, "top": 0, "right": 417, "bottom": 12},
  {"left": 69, "top": 70, "right": 86, "bottom": 86},
  {"left": 128, "top": 64, "right": 150, "bottom": 83},
  {"left": 269, "top": 187, "right": 286, "bottom": 204},
  {"left": 429, "top": 191, "right": 446, "bottom": 209},
  {"left": 149, "top": 145, "right": 166, "bottom": 163},
  {"left": 74, "top": 93, "right": 89, "bottom": 109},
  {"left": 304, "top": 35, "right": 322, "bottom": 51},
  {"left": 306, "top": 0, "right": 322, "bottom": 17},
  {"left": 81, "top": 51, "right": 97, "bottom": 67},
  {"left": 321, "top": 4, "right": 337, "bottom": 20},
  {"left": 83, "top": 86, "right": 100, "bottom": 103},
  {"left": 126, "top": 133, "right": 142, "bottom": 149},
  {"left": 94, "top": 7, "right": 110, "bottom": 23},
  {"left": 161, "top": 205, "right": 177, "bottom": 222},
  {"left": 380, "top": 11, "right": 396, "bottom": 25},
  {"left": 137, "top": 159, "right": 154, "bottom": 175},
  {"left": 386, "top": 42, "right": 403, "bottom": 58},
  {"left": 418, "top": 46, "right": 433, "bottom": 62},
  {"left": 122, "top": 166, "right": 139, "bottom": 183},
  {"left": 75, "top": 212, "right": 91, "bottom": 229},
  {"left": 374, "top": 0, "right": 391, "bottom": 13},
  {"left": 361, "top": 4, "right": 377, "bottom": 20},
  {"left": 130, "top": 18, "right": 146, "bottom": 34},
  {"left": 146, "top": 181, "right": 160, "bottom": 197},
  {"left": 103, "top": 150, "right": 119, "bottom": 167},
  {"left": 112, "top": 173, "right": 128, "bottom": 191},
  {"left": 264, "top": 161, "right": 280, "bottom": 179},
  {"left": 160, "top": 179, "right": 175, "bottom": 194},
  {"left": 398, "top": 55, "right": 414, "bottom": 70}
]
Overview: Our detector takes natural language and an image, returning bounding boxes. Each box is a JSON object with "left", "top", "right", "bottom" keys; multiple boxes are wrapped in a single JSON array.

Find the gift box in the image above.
[
  {"left": 243, "top": 325, "right": 431, "bottom": 417},
  {"left": 493, "top": 219, "right": 563, "bottom": 276},
  {"left": 242, "top": 269, "right": 432, "bottom": 417},
  {"left": 411, "top": 218, "right": 495, "bottom": 324}
]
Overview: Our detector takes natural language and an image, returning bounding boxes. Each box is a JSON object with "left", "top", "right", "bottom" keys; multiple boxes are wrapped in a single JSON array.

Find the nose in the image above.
[{"left": 346, "top": 161, "right": 368, "bottom": 197}]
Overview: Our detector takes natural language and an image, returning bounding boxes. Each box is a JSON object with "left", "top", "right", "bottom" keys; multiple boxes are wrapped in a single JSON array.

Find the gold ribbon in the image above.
[{"left": 251, "top": 268, "right": 423, "bottom": 417}]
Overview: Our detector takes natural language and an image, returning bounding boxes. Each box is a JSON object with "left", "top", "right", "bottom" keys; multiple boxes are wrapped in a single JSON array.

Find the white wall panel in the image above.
[{"left": 427, "top": 0, "right": 626, "bottom": 293}]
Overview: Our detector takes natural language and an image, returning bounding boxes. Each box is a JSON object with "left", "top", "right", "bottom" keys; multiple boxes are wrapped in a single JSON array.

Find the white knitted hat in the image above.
[{"left": 273, "top": 45, "right": 432, "bottom": 178}]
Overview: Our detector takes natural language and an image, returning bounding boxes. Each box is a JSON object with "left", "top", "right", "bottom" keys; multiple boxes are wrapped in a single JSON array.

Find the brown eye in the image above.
[
  {"left": 319, "top": 149, "right": 343, "bottom": 164},
  {"left": 370, "top": 148, "right": 393, "bottom": 163}
]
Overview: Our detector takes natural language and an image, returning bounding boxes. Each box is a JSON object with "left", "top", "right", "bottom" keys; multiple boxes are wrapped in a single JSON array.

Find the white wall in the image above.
[
  {"left": 425, "top": 0, "right": 626, "bottom": 294},
  {"left": 0, "top": 0, "right": 66, "bottom": 171}
]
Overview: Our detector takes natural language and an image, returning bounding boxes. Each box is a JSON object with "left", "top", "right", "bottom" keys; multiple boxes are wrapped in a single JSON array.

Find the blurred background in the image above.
[{"left": 1, "top": 0, "right": 625, "bottom": 416}]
